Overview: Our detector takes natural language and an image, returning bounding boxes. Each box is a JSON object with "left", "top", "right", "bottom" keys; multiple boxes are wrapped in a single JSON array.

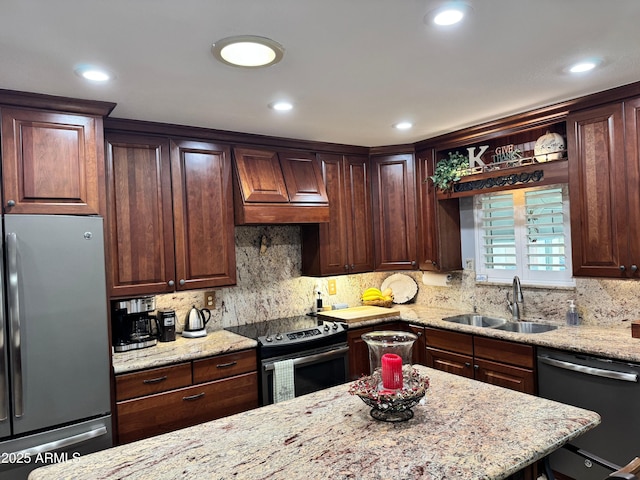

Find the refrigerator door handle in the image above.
[
  {"left": 6, "top": 232, "right": 23, "bottom": 418},
  {"left": 9, "top": 425, "right": 108, "bottom": 457},
  {"left": 0, "top": 243, "right": 5, "bottom": 422}
]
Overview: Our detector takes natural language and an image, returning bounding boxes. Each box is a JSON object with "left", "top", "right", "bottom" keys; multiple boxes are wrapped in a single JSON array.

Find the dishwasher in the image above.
[{"left": 537, "top": 347, "right": 640, "bottom": 480}]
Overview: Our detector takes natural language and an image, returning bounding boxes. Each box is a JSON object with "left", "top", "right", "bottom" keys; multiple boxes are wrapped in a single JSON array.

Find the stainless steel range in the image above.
[{"left": 226, "top": 316, "right": 349, "bottom": 405}]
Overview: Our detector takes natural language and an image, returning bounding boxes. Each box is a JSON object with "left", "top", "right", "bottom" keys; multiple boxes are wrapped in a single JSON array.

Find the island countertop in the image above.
[{"left": 29, "top": 366, "right": 600, "bottom": 480}]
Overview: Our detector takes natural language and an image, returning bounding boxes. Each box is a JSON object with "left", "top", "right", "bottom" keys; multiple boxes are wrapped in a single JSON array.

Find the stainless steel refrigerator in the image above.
[{"left": 0, "top": 215, "right": 112, "bottom": 479}]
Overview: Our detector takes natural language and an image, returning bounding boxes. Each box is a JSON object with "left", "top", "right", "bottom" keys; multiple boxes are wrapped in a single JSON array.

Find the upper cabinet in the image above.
[
  {"left": 232, "top": 147, "right": 329, "bottom": 224},
  {"left": 370, "top": 153, "right": 418, "bottom": 271},
  {"left": 568, "top": 100, "right": 640, "bottom": 278},
  {"left": 105, "top": 132, "right": 236, "bottom": 297},
  {"left": 415, "top": 148, "right": 462, "bottom": 271},
  {"left": 1, "top": 107, "right": 106, "bottom": 215},
  {"left": 302, "top": 154, "right": 374, "bottom": 276}
]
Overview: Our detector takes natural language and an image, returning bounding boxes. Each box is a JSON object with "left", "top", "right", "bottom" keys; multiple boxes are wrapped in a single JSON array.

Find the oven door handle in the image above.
[
  {"left": 539, "top": 355, "right": 639, "bottom": 383},
  {"left": 263, "top": 345, "right": 349, "bottom": 372}
]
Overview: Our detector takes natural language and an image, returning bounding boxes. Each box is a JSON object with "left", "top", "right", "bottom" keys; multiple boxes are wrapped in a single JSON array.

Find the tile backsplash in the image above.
[{"left": 155, "top": 226, "right": 640, "bottom": 330}]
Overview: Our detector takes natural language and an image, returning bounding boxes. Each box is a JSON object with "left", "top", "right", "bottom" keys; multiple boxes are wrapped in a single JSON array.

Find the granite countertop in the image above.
[
  {"left": 362, "top": 305, "right": 640, "bottom": 364},
  {"left": 111, "top": 330, "right": 257, "bottom": 374},
  {"left": 29, "top": 365, "right": 600, "bottom": 480}
]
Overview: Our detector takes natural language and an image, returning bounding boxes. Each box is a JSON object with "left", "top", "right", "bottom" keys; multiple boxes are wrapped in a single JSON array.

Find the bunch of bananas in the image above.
[{"left": 361, "top": 287, "right": 393, "bottom": 303}]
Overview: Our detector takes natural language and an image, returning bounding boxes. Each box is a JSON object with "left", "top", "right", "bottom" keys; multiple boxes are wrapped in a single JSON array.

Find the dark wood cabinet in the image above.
[
  {"left": 568, "top": 98, "right": 640, "bottom": 278},
  {"left": 347, "top": 325, "right": 374, "bottom": 380},
  {"left": 370, "top": 153, "right": 418, "bottom": 270},
  {"left": 425, "top": 327, "right": 536, "bottom": 394},
  {"left": 232, "top": 147, "right": 329, "bottom": 224},
  {"left": 415, "top": 148, "right": 462, "bottom": 271},
  {"left": 302, "top": 154, "right": 373, "bottom": 275},
  {"left": 105, "top": 132, "right": 235, "bottom": 297},
  {"left": 407, "top": 324, "right": 426, "bottom": 366},
  {"left": 1, "top": 107, "right": 105, "bottom": 215},
  {"left": 115, "top": 350, "right": 258, "bottom": 444}
]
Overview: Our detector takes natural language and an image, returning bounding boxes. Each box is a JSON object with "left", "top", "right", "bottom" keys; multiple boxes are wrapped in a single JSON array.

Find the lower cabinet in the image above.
[
  {"left": 425, "top": 327, "right": 536, "bottom": 394},
  {"left": 115, "top": 350, "right": 258, "bottom": 444}
]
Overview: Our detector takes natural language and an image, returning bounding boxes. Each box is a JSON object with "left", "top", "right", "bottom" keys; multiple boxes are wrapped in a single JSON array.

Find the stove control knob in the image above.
[
  {"left": 323, "top": 324, "right": 330, "bottom": 332},
  {"left": 265, "top": 336, "right": 273, "bottom": 342},
  {"left": 332, "top": 323, "right": 339, "bottom": 330},
  {"left": 275, "top": 333, "right": 283, "bottom": 341}
]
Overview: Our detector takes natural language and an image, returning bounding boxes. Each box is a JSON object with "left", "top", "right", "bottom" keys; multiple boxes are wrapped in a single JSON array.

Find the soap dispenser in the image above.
[{"left": 566, "top": 300, "right": 580, "bottom": 326}]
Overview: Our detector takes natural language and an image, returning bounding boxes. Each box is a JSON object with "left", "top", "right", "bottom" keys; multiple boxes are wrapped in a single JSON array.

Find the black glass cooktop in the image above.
[{"left": 225, "top": 315, "right": 322, "bottom": 340}]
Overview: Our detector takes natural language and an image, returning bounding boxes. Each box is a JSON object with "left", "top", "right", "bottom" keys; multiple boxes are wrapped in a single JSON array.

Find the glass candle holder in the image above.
[{"left": 361, "top": 330, "right": 417, "bottom": 391}]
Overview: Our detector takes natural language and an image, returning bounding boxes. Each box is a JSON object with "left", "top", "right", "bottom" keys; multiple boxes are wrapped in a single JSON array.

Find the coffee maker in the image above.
[
  {"left": 111, "top": 296, "right": 158, "bottom": 352},
  {"left": 156, "top": 309, "right": 176, "bottom": 342}
]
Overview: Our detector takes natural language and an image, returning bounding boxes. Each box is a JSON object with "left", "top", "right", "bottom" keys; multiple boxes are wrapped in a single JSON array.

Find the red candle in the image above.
[{"left": 381, "top": 353, "right": 403, "bottom": 390}]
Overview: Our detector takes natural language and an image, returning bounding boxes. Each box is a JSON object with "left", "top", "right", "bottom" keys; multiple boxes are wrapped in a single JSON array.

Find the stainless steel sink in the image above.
[
  {"left": 442, "top": 314, "right": 507, "bottom": 328},
  {"left": 493, "top": 322, "right": 558, "bottom": 334}
]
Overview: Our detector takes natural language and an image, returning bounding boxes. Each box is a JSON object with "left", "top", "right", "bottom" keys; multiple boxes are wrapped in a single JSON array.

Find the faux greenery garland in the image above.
[{"left": 429, "top": 151, "right": 469, "bottom": 192}]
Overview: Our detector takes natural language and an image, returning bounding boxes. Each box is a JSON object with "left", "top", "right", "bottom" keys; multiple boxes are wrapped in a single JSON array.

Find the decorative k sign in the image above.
[{"left": 467, "top": 145, "right": 489, "bottom": 169}]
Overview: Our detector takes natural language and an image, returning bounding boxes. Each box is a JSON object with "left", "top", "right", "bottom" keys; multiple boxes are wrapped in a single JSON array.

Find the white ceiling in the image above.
[{"left": 1, "top": 1, "right": 640, "bottom": 147}]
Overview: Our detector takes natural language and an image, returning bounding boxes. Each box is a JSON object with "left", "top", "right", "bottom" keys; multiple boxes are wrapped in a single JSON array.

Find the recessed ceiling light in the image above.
[
  {"left": 569, "top": 61, "right": 598, "bottom": 73},
  {"left": 394, "top": 122, "right": 413, "bottom": 130},
  {"left": 212, "top": 35, "right": 285, "bottom": 68},
  {"left": 426, "top": 2, "right": 472, "bottom": 26},
  {"left": 74, "top": 65, "right": 113, "bottom": 82},
  {"left": 269, "top": 101, "right": 293, "bottom": 111}
]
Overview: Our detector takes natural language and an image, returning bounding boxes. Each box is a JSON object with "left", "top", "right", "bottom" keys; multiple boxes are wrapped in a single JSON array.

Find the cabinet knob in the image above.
[
  {"left": 464, "top": 362, "right": 471, "bottom": 368},
  {"left": 168, "top": 280, "right": 175, "bottom": 287},
  {"left": 432, "top": 261, "right": 437, "bottom": 266},
  {"left": 411, "top": 260, "right": 417, "bottom": 266},
  {"left": 619, "top": 265, "right": 626, "bottom": 272},
  {"left": 350, "top": 264, "right": 355, "bottom": 270},
  {"left": 632, "top": 265, "right": 638, "bottom": 273},
  {"left": 344, "top": 265, "right": 349, "bottom": 271},
  {"left": 473, "top": 364, "right": 479, "bottom": 370},
  {"left": 6, "top": 200, "right": 15, "bottom": 207},
  {"left": 179, "top": 279, "right": 186, "bottom": 286}
]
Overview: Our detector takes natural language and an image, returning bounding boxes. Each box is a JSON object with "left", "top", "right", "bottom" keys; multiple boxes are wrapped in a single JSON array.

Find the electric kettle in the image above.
[{"left": 182, "top": 306, "right": 211, "bottom": 338}]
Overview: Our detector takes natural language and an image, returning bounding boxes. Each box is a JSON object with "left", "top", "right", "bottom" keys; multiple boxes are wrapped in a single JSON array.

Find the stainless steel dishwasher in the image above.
[{"left": 537, "top": 347, "right": 640, "bottom": 480}]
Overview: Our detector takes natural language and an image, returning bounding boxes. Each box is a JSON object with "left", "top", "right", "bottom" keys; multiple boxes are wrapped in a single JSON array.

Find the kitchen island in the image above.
[{"left": 29, "top": 366, "right": 599, "bottom": 480}]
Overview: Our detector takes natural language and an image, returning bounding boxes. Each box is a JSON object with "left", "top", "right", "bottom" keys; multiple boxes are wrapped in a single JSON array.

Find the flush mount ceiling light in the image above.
[
  {"left": 212, "top": 35, "right": 285, "bottom": 68},
  {"left": 74, "top": 64, "right": 114, "bottom": 82},
  {"left": 425, "top": 1, "right": 473, "bottom": 26},
  {"left": 269, "top": 101, "right": 293, "bottom": 111}
]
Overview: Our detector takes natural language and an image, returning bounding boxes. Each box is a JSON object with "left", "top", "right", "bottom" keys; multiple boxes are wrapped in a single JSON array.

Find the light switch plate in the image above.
[{"left": 328, "top": 279, "right": 337, "bottom": 295}]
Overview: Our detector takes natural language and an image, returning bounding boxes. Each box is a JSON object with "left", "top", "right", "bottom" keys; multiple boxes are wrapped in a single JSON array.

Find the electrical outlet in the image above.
[
  {"left": 204, "top": 291, "right": 215, "bottom": 308},
  {"left": 328, "top": 279, "right": 337, "bottom": 295},
  {"left": 465, "top": 258, "right": 474, "bottom": 270}
]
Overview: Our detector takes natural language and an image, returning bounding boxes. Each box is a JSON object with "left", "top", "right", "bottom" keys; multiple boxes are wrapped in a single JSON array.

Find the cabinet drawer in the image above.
[
  {"left": 425, "top": 327, "right": 473, "bottom": 356},
  {"left": 473, "top": 336, "right": 534, "bottom": 368},
  {"left": 426, "top": 347, "right": 474, "bottom": 379},
  {"left": 115, "top": 363, "right": 192, "bottom": 401},
  {"left": 474, "top": 358, "right": 535, "bottom": 394},
  {"left": 193, "top": 349, "right": 257, "bottom": 383},
  {"left": 116, "top": 371, "right": 259, "bottom": 444}
]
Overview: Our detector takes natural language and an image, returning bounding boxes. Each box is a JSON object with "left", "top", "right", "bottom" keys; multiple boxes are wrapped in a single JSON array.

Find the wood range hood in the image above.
[{"left": 232, "top": 147, "right": 330, "bottom": 225}]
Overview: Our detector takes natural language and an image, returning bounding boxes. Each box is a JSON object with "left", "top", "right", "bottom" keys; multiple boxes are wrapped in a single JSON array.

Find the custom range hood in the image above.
[{"left": 232, "top": 147, "right": 329, "bottom": 224}]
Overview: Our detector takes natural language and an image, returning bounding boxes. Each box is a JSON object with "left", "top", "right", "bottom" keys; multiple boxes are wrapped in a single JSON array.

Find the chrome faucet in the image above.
[{"left": 507, "top": 276, "right": 524, "bottom": 320}]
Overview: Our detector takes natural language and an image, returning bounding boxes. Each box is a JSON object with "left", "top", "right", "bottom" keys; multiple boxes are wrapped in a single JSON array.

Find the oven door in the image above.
[{"left": 261, "top": 343, "right": 349, "bottom": 405}]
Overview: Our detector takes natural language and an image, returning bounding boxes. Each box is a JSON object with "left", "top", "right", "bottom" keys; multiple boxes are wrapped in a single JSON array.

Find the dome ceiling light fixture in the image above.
[
  {"left": 569, "top": 60, "right": 598, "bottom": 73},
  {"left": 212, "top": 35, "right": 285, "bottom": 68},
  {"left": 393, "top": 121, "right": 413, "bottom": 130},
  {"left": 269, "top": 101, "right": 294, "bottom": 111}
]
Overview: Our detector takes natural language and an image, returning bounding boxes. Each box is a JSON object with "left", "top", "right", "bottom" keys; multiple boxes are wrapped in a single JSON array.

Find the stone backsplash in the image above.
[{"left": 155, "top": 225, "right": 640, "bottom": 330}]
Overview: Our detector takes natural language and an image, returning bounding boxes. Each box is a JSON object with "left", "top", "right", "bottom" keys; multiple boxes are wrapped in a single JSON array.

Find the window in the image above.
[{"left": 473, "top": 184, "right": 574, "bottom": 286}]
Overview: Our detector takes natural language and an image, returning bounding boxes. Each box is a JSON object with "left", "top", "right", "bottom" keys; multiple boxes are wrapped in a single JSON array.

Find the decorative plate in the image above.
[{"left": 381, "top": 273, "right": 418, "bottom": 304}]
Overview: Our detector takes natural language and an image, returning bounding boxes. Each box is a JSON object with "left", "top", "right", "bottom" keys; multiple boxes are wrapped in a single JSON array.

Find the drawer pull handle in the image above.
[
  {"left": 182, "top": 392, "right": 205, "bottom": 401},
  {"left": 143, "top": 376, "right": 168, "bottom": 384},
  {"left": 216, "top": 361, "right": 237, "bottom": 369}
]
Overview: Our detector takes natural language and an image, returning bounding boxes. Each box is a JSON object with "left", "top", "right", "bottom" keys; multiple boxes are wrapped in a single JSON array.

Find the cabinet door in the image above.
[
  {"left": 344, "top": 155, "right": 374, "bottom": 273},
  {"left": 171, "top": 140, "right": 236, "bottom": 290},
  {"left": 426, "top": 347, "right": 474, "bottom": 378},
  {"left": 233, "top": 147, "right": 289, "bottom": 203},
  {"left": 416, "top": 149, "right": 462, "bottom": 271},
  {"left": 1, "top": 107, "right": 103, "bottom": 215},
  {"left": 347, "top": 326, "right": 374, "bottom": 380},
  {"left": 568, "top": 103, "right": 628, "bottom": 277},
  {"left": 623, "top": 97, "right": 640, "bottom": 277},
  {"left": 105, "top": 133, "right": 176, "bottom": 297},
  {"left": 278, "top": 150, "right": 329, "bottom": 204},
  {"left": 370, "top": 153, "right": 418, "bottom": 270},
  {"left": 474, "top": 358, "right": 535, "bottom": 394},
  {"left": 407, "top": 324, "right": 426, "bottom": 366}
]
